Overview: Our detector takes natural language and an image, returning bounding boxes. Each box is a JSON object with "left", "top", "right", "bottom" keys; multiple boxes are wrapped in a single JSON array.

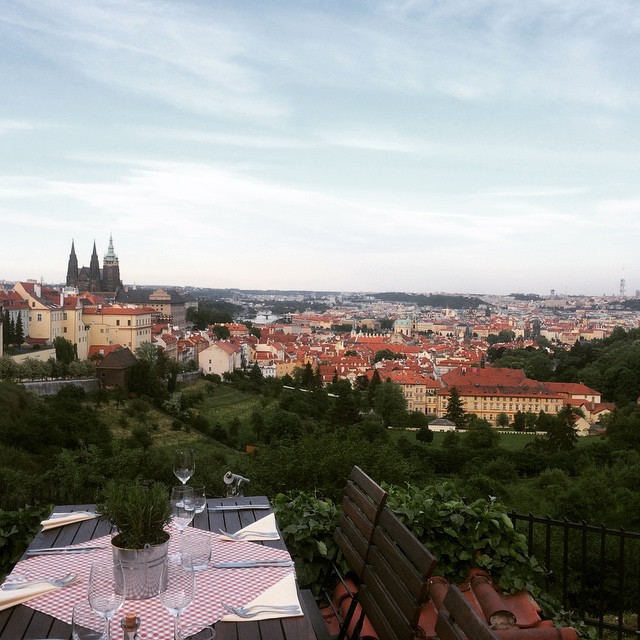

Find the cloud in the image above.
[
  {"left": 0, "top": 120, "right": 37, "bottom": 135},
  {"left": 2, "top": 0, "right": 288, "bottom": 122}
]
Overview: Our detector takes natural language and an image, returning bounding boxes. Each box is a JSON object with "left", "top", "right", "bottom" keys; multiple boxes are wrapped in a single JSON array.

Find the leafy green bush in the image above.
[
  {"left": 0, "top": 505, "right": 50, "bottom": 579},
  {"left": 384, "top": 481, "right": 543, "bottom": 592},
  {"left": 273, "top": 491, "right": 340, "bottom": 596}
]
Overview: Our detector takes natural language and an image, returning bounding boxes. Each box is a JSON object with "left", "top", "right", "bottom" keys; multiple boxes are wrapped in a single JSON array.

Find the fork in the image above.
[
  {"left": 218, "top": 528, "right": 278, "bottom": 540},
  {"left": 221, "top": 602, "right": 301, "bottom": 618},
  {"left": 1, "top": 572, "right": 78, "bottom": 590}
]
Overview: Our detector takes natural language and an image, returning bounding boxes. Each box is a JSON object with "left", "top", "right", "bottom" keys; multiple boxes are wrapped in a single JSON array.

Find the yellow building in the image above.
[
  {"left": 13, "top": 281, "right": 65, "bottom": 344},
  {"left": 437, "top": 366, "right": 564, "bottom": 424},
  {"left": 82, "top": 306, "right": 153, "bottom": 352}
]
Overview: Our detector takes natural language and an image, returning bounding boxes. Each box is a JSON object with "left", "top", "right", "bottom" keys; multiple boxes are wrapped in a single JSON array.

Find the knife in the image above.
[
  {"left": 208, "top": 505, "right": 270, "bottom": 511},
  {"left": 48, "top": 511, "right": 97, "bottom": 518},
  {"left": 212, "top": 559, "right": 293, "bottom": 568},
  {"left": 26, "top": 546, "right": 105, "bottom": 556}
]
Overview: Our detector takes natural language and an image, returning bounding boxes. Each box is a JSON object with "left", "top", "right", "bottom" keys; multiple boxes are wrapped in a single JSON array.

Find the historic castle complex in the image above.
[{"left": 65, "top": 235, "right": 122, "bottom": 295}]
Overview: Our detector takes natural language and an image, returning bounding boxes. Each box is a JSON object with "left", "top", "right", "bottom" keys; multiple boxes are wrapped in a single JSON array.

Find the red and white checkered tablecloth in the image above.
[{"left": 12, "top": 526, "right": 295, "bottom": 639}]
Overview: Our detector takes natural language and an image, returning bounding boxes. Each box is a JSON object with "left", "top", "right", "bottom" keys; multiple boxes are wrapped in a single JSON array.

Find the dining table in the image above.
[{"left": 0, "top": 497, "right": 319, "bottom": 640}]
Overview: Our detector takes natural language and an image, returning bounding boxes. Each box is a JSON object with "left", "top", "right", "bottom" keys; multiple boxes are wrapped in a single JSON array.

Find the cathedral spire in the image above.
[
  {"left": 66, "top": 240, "right": 78, "bottom": 287},
  {"left": 104, "top": 233, "right": 118, "bottom": 262}
]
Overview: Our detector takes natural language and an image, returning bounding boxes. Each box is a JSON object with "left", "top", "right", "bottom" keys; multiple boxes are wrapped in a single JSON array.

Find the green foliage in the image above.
[
  {"left": 384, "top": 481, "right": 543, "bottom": 592},
  {"left": 53, "top": 336, "right": 75, "bottom": 364},
  {"left": 0, "top": 505, "right": 50, "bottom": 578},
  {"left": 187, "top": 300, "right": 239, "bottom": 329},
  {"left": 444, "top": 387, "right": 467, "bottom": 427},
  {"left": 97, "top": 480, "right": 172, "bottom": 549},
  {"left": 212, "top": 325, "right": 231, "bottom": 340},
  {"left": 273, "top": 491, "right": 340, "bottom": 595},
  {"left": 373, "top": 380, "right": 407, "bottom": 426}
]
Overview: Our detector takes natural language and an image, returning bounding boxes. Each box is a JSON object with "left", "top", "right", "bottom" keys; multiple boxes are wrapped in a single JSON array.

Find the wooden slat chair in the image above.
[
  {"left": 435, "top": 584, "right": 500, "bottom": 640},
  {"left": 355, "top": 506, "right": 438, "bottom": 640},
  {"left": 317, "top": 466, "right": 389, "bottom": 640}
]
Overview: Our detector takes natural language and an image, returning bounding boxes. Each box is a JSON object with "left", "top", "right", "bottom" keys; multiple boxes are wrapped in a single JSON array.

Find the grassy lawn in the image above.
[
  {"left": 388, "top": 429, "right": 601, "bottom": 450},
  {"left": 199, "top": 384, "right": 274, "bottom": 425}
]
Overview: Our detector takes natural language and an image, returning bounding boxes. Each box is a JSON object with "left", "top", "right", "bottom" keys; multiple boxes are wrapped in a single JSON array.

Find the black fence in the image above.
[{"left": 510, "top": 511, "right": 640, "bottom": 639}]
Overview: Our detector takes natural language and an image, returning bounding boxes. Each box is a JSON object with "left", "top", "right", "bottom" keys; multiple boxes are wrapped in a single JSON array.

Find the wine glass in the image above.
[
  {"left": 88, "top": 559, "right": 125, "bottom": 640},
  {"left": 159, "top": 554, "right": 196, "bottom": 640},
  {"left": 173, "top": 449, "right": 195, "bottom": 485},
  {"left": 171, "top": 485, "right": 195, "bottom": 542}
]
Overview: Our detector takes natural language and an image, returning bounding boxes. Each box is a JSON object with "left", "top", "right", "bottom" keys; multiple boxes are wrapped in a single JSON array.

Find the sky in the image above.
[{"left": 1, "top": 0, "right": 639, "bottom": 297}]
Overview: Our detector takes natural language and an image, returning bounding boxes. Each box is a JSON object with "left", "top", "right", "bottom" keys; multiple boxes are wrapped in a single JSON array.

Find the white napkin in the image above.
[
  {"left": 221, "top": 573, "right": 302, "bottom": 622},
  {"left": 219, "top": 513, "right": 280, "bottom": 541},
  {"left": 0, "top": 582, "right": 60, "bottom": 612},
  {"left": 40, "top": 512, "right": 98, "bottom": 531}
]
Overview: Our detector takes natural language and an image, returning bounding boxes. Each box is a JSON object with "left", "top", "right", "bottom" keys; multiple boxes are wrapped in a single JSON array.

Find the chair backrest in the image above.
[
  {"left": 357, "top": 506, "right": 438, "bottom": 640},
  {"left": 435, "top": 585, "right": 499, "bottom": 640},
  {"left": 333, "top": 465, "right": 388, "bottom": 578}
]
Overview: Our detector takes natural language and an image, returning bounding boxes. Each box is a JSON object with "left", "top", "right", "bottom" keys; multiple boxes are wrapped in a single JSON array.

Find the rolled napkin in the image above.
[
  {"left": 221, "top": 572, "right": 302, "bottom": 622},
  {"left": 40, "top": 511, "right": 98, "bottom": 531},
  {"left": 219, "top": 513, "right": 280, "bottom": 541},
  {"left": 0, "top": 581, "right": 60, "bottom": 612}
]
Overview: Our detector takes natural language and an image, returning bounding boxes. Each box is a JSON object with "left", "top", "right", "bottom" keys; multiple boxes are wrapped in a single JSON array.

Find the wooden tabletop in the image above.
[{"left": 0, "top": 498, "right": 318, "bottom": 640}]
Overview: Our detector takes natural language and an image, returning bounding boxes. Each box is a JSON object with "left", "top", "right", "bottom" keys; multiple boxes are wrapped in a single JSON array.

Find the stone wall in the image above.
[{"left": 21, "top": 378, "right": 100, "bottom": 396}]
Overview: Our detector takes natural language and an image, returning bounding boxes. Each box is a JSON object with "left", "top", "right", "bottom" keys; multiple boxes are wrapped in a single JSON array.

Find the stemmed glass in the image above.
[
  {"left": 159, "top": 554, "right": 196, "bottom": 640},
  {"left": 171, "top": 485, "right": 195, "bottom": 542},
  {"left": 88, "top": 559, "right": 125, "bottom": 640},
  {"left": 173, "top": 449, "right": 195, "bottom": 485}
]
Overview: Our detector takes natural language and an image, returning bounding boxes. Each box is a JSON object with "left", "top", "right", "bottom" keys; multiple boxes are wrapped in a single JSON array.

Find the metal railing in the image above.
[{"left": 509, "top": 511, "right": 640, "bottom": 639}]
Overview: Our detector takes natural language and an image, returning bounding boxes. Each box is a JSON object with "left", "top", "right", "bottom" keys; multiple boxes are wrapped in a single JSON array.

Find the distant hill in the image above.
[{"left": 371, "top": 292, "right": 485, "bottom": 309}]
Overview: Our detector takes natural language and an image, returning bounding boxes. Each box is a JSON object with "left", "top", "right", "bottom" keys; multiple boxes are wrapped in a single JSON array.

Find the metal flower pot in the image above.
[{"left": 111, "top": 532, "right": 170, "bottom": 600}]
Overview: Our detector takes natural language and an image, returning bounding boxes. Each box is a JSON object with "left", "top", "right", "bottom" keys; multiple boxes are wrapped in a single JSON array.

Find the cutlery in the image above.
[
  {"left": 221, "top": 601, "right": 301, "bottom": 618},
  {"left": 2, "top": 572, "right": 78, "bottom": 590},
  {"left": 212, "top": 559, "right": 293, "bottom": 569},
  {"left": 48, "top": 511, "right": 97, "bottom": 518},
  {"left": 207, "top": 504, "right": 270, "bottom": 511},
  {"left": 26, "top": 545, "right": 105, "bottom": 556},
  {"left": 218, "top": 528, "right": 279, "bottom": 540}
]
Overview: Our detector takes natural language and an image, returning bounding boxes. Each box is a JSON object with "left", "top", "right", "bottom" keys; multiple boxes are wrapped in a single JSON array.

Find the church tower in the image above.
[
  {"left": 66, "top": 240, "right": 78, "bottom": 287},
  {"left": 102, "top": 234, "right": 122, "bottom": 293},
  {"left": 89, "top": 241, "right": 101, "bottom": 292}
]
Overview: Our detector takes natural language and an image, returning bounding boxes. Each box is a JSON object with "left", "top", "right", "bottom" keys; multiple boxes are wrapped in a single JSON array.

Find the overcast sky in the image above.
[{"left": 1, "top": 1, "right": 639, "bottom": 296}]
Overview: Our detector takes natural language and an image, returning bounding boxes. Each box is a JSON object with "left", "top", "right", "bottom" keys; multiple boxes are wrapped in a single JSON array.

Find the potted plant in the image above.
[{"left": 97, "top": 480, "right": 172, "bottom": 600}]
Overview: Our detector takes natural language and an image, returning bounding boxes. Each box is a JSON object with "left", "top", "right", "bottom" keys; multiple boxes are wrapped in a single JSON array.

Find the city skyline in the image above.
[{"left": 1, "top": 1, "right": 639, "bottom": 296}]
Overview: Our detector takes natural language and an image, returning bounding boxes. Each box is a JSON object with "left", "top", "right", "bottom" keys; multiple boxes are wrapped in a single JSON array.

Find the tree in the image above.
[
  {"left": 444, "top": 387, "right": 467, "bottom": 428},
  {"left": 416, "top": 426, "right": 433, "bottom": 443},
  {"left": 463, "top": 422, "right": 500, "bottom": 449},
  {"left": 212, "top": 325, "right": 230, "bottom": 340},
  {"left": 373, "top": 380, "right": 407, "bottom": 427},
  {"left": 2, "top": 310, "right": 12, "bottom": 347},
  {"left": 368, "top": 369, "right": 382, "bottom": 408},
  {"left": 14, "top": 314, "right": 24, "bottom": 347},
  {"left": 496, "top": 412, "right": 510, "bottom": 428},
  {"left": 544, "top": 405, "right": 580, "bottom": 452},
  {"left": 248, "top": 362, "right": 264, "bottom": 385},
  {"left": 53, "top": 336, "right": 75, "bottom": 364}
]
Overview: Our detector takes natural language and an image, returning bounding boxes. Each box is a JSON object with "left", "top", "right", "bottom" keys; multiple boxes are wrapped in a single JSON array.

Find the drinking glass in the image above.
[
  {"left": 173, "top": 449, "right": 195, "bottom": 485},
  {"left": 72, "top": 600, "right": 108, "bottom": 640},
  {"left": 176, "top": 622, "right": 215, "bottom": 640},
  {"left": 159, "top": 554, "right": 196, "bottom": 640},
  {"left": 171, "top": 485, "right": 195, "bottom": 541},
  {"left": 88, "top": 559, "right": 125, "bottom": 640},
  {"left": 192, "top": 484, "right": 207, "bottom": 514}
]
